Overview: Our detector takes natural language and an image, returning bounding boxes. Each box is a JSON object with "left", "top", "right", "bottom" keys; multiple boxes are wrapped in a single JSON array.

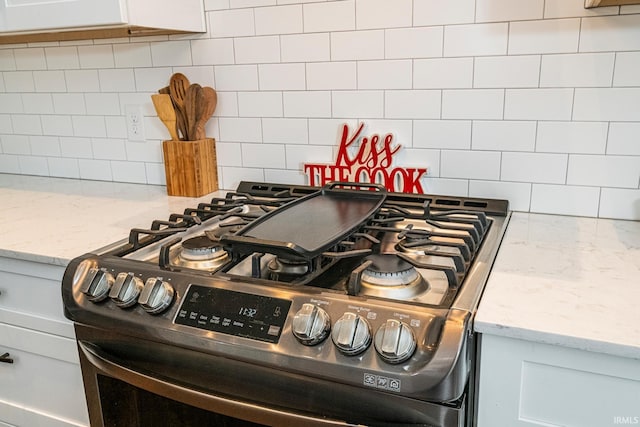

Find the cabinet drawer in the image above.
[{"left": 0, "top": 323, "right": 88, "bottom": 426}]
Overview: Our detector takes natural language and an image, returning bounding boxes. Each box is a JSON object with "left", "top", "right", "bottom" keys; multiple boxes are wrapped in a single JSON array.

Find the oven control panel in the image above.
[{"left": 174, "top": 284, "right": 292, "bottom": 344}]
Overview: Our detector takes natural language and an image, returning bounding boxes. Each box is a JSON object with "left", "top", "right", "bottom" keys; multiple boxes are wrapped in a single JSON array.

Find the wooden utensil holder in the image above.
[{"left": 162, "top": 138, "right": 219, "bottom": 197}]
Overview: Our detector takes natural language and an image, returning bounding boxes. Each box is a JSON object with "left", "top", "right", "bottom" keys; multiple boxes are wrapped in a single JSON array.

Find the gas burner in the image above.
[
  {"left": 268, "top": 257, "right": 309, "bottom": 280},
  {"left": 359, "top": 254, "right": 429, "bottom": 300},
  {"left": 176, "top": 235, "right": 228, "bottom": 271}
]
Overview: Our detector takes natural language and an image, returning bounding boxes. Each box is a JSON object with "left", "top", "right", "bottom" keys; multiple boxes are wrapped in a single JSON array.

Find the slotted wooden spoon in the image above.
[
  {"left": 151, "top": 94, "right": 179, "bottom": 141},
  {"left": 169, "top": 73, "right": 190, "bottom": 140}
]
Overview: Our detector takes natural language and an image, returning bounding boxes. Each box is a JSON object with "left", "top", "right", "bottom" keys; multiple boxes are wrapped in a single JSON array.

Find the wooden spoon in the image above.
[
  {"left": 194, "top": 87, "right": 217, "bottom": 140},
  {"left": 184, "top": 83, "right": 203, "bottom": 141},
  {"left": 169, "top": 73, "right": 190, "bottom": 140},
  {"left": 151, "top": 94, "right": 179, "bottom": 141}
]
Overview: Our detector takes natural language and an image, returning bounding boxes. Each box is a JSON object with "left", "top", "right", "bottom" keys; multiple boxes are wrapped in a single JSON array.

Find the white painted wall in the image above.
[{"left": 0, "top": 0, "right": 639, "bottom": 219}]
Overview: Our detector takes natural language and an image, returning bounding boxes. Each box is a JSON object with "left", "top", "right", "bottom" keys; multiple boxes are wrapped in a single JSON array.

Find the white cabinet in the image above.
[
  {"left": 0, "top": 257, "right": 88, "bottom": 427},
  {"left": 476, "top": 334, "right": 640, "bottom": 427},
  {"left": 0, "top": 0, "right": 204, "bottom": 44}
]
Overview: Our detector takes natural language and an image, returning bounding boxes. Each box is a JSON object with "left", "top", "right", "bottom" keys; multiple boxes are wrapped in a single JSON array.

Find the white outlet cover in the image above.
[{"left": 125, "top": 104, "right": 145, "bottom": 142}]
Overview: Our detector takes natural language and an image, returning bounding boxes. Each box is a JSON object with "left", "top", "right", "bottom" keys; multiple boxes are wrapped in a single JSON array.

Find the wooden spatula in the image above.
[{"left": 151, "top": 94, "right": 179, "bottom": 141}]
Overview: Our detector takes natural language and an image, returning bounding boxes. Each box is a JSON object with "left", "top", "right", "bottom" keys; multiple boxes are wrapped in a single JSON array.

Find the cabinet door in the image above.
[{"left": 0, "top": 0, "right": 125, "bottom": 33}]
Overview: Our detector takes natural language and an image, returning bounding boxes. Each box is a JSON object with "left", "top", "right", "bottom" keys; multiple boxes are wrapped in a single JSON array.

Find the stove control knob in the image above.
[
  {"left": 331, "top": 312, "right": 371, "bottom": 356},
  {"left": 80, "top": 268, "right": 114, "bottom": 302},
  {"left": 374, "top": 319, "right": 416, "bottom": 364},
  {"left": 292, "top": 303, "right": 331, "bottom": 345},
  {"left": 139, "top": 278, "right": 174, "bottom": 314},
  {"left": 109, "top": 273, "right": 143, "bottom": 308}
]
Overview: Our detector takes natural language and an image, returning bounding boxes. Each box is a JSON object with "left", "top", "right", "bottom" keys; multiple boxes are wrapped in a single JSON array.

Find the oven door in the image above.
[{"left": 75, "top": 325, "right": 465, "bottom": 427}]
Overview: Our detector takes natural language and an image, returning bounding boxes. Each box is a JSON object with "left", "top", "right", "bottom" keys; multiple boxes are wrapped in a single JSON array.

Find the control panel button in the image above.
[
  {"left": 292, "top": 303, "right": 331, "bottom": 346},
  {"left": 109, "top": 272, "right": 143, "bottom": 308},
  {"left": 139, "top": 278, "right": 174, "bottom": 314},
  {"left": 374, "top": 319, "right": 416, "bottom": 364},
  {"left": 80, "top": 268, "right": 114, "bottom": 302},
  {"left": 331, "top": 312, "right": 371, "bottom": 356}
]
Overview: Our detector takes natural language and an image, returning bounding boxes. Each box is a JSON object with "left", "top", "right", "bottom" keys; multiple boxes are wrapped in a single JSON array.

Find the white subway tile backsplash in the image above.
[
  {"left": 536, "top": 121, "right": 608, "bottom": 154},
  {"left": 210, "top": 9, "right": 255, "bottom": 38},
  {"left": 105, "top": 116, "right": 127, "bottom": 139},
  {"left": 331, "top": 30, "right": 384, "bottom": 61},
  {"left": 52, "top": 94, "right": 85, "bottom": 115},
  {"left": 0, "top": 50, "right": 17, "bottom": 71},
  {"left": 215, "top": 65, "right": 259, "bottom": 91},
  {"left": 238, "top": 92, "right": 283, "bottom": 117},
  {"left": 414, "top": 58, "right": 472, "bottom": 89},
  {"left": 621, "top": 5, "right": 640, "bottom": 14},
  {"left": 85, "top": 93, "right": 121, "bottom": 116},
  {"left": 394, "top": 148, "right": 439, "bottom": 176},
  {"left": 33, "top": 70, "right": 66, "bottom": 92},
  {"left": 356, "top": 0, "right": 411, "bottom": 30},
  {"left": 544, "top": 0, "right": 618, "bottom": 18},
  {"left": 472, "top": 121, "right": 536, "bottom": 151},
  {"left": 262, "top": 118, "right": 308, "bottom": 144},
  {"left": 65, "top": 70, "right": 100, "bottom": 92},
  {"left": 14, "top": 48, "right": 47, "bottom": 70},
  {"left": 283, "top": 91, "right": 331, "bottom": 118},
  {"left": 307, "top": 62, "right": 356, "bottom": 90},
  {"left": 235, "top": 36, "right": 281, "bottom": 64},
  {"left": 215, "top": 141, "right": 243, "bottom": 166},
  {"left": 255, "top": 5, "right": 303, "bottom": 35},
  {"left": 48, "top": 157, "right": 80, "bottom": 179},
  {"left": 308, "top": 118, "right": 359, "bottom": 145},
  {"left": 0, "top": 154, "right": 21, "bottom": 174},
  {"left": 422, "top": 178, "right": 469, "bottom": 197},
  {"left": 78, "top": 45, "right": 115, "bottom": 69},
  {"left": 385, "top": 90, "right": 440, "bottom": 119},
  {"left": 4, "top": 71, "right": 35, "bottom": 92},
  {"left": 259, "top": 63, "right": 306, "bottom": 90},
  {"left": 504, "top": 88, "right": 574, "bottom": 121},
  {"left": 531, "top": 184, "right": 600, "bottom": 217},
  {"left": 98, "top": 69, "right": 136, "bottom": 92},
  {"left": 215, "top": 92, "right": 239, "bottom": 117},
  {"left": 613, "top": 52, "right": 640, "bottom": 87},
  {"left": 501, "top": 152, "right": 568, "bottom": 184},
  {"left": 191, "top": 39, "right": 235, "bottom": 66},
  {"left": 264, "top": 169, "right": 306, "bottom": 185},
  {"left": 363, "top": 119, "right": 412, "bottom": 148},
  {"left": 385, "top": 27, "right": 443, "bottom": 60},
  {"left": 580, "top": 14, "right": 640, "bottom": 53},
  {"left": 599, "top": 188, "right": 640, "bottom": 220},
  {"left": 241, "top": 143, "right": 285, "bottom": 168},
  {"left": 0, "top": 94, "right": 24, "bottom": 114},
  {"left": 444, "top": 23, "right": 508, "bottom": 57},
  {"left": 0, "top": 116, "right": 12, "bottom": 134},
  {"left": 112, "top": 43, "right": 152, "bottom": 68},
  {"left": 219, "top": 117, "right": 262, "bottom": 142},
  {"left": 133, "top": 68, "right": 173, "bottom": 93},
  {"left": 573, "top": 88, "right": 640, "bottom": 121},
  {"left": 44, "top": 47, "right": 80, "bottom": 70},
  {"left": 18, "top": 155, "right": 49, "bottom": 175},
  {"left": 508, "top": 19, "right": 580, "bottom": 54},
  {"left": 285, "top": 144, "right": 333, "bottom": 169},
  {"left": 474, "top": 56, "right": 540, "bottom": 88},
  {"left": 111, "top": 160, "right": 147, "bottom": 183},
  {"left": 145, "top": 161, "right": 167, "bottom": 185},
  {"left": 442, "top": 89, "right": 504, "bottom": 120},
  {"left": 303, "top": 1, "right": 355, "bottom": 33},
  {"left": 469, "top": 180, "right": 532, "bottom": 212},
  {"left": 41, "top": 115, "right": 73, "bottom": 136},
  {"left": 72, "top": 116, "right": 107, "bottom": 138},
  {"left": 60, "top": 136, "right": 93, "bottom": 158},
  {"left": 475, "top": 0, "right": 543, "bottom": 23},
  {"left": 413, "top": 0, "right": 475, "bottom": 26},
  {"left": 125, "top": 140, "right": 163, "bottom": 163},
  {"left": 220, "top": 166, "right": 265, "bottom": 190},
  {"left": 231, "top": 0, "right": 275, "bottom": 8},
  {"left": 29, "top": 136, "right": 60, "bottom": 157},
  {"left": 358, "top": 60, "right": 411, "bottom": 90},
  {"left": 567, "top": 154, "right": 640, "bottom": 188},
  {"left": 150, "top": 41, "right": 192, "bottom": 67},
  {"left": 332, "top": 90, "right": 384, "bottom": 118},
  {"left": 607, "top": 123, "right": 640, "bottom": 155},
  {"left": 22, "top": 94, "right": 54, "bottom": 114},
  {"left": 78, "top": 159, "right": 113, "bottom": 181},
  {"left": 174, "top": 66, "right": 215, "bottom": 89},
  {"left": 1, "top": 135, "right": 30, "bottom": 155},
  {"left": 91, "top": 138, "right": 126, "bottom": 160},
  {"left": 441, "top": 150, "right": 501, "bottom": 180},
  {"left": 540, "top": 53, "right": 614, "bottom": 88},
  {"left": 414, "top": 120, "right": 471, "bottom": 149},
  {"left": 281, "top": 33, "right": 330, "bottom": 63},
  {"left": 11, "top": 115, "right": 42, "bottom": 135}
]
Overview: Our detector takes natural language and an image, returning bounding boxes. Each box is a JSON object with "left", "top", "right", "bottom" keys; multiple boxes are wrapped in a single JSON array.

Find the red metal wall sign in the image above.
[{"left": 303, "top": 123, "right": 428, "bottom": 193}]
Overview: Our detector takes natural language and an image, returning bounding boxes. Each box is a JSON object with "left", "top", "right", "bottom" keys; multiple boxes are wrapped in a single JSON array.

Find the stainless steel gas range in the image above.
[{"left": 61, "top": 181, "right": 510, "bottom": 427}]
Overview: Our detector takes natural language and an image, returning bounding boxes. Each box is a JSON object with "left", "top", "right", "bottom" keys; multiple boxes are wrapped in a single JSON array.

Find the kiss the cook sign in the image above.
[{"left": 303, "top": 123, "right": 427, "bottom": 194}]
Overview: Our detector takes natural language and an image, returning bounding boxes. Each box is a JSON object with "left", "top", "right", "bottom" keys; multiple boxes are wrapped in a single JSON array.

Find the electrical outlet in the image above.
[{"left": 125, "top": 104, "right": 145, "bottom": 142}]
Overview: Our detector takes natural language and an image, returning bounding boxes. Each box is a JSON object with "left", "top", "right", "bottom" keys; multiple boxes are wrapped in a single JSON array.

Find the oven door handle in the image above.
[{"left": 78, "top": 341, "right": 361, "bottom": 427}]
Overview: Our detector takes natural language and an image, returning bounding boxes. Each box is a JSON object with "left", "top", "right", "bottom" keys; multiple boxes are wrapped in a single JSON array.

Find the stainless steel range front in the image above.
[{"left": 62, "top": 181, "right": 510, "bottom": 427}]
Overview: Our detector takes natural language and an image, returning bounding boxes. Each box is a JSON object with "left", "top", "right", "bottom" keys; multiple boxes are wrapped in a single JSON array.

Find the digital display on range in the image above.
[{"left": 175, "top": 285, "right": 291, "bottom": 343}]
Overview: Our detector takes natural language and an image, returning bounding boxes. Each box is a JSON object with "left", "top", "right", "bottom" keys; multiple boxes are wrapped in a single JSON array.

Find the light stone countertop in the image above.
[
  {"left": 475, "top": 212, "right": 640, "bottom": 360},
  {"left": 0, "top": 174, "right": 225, "bottom": 266}
]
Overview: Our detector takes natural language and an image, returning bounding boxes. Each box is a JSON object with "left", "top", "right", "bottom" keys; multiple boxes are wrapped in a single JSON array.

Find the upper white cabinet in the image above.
[{"left": 0, "top": 0, "right": 205, "bottom": 44}]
